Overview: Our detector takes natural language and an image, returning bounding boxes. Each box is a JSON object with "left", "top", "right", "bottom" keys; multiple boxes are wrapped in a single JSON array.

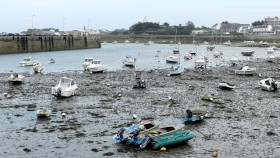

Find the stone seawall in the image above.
[
  {"left": 0, "top": 36, "right": 101, "bottom": 54},
  {"left": 101, "top": 34, "right": 280, "bottom": 47}
]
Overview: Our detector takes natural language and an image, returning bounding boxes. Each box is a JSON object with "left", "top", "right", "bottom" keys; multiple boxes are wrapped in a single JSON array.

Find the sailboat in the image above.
[
  {"left": 189, "top": 35, "right": 197, "bottom": 55},
  {"left": 207, "top": 29, "right": 215, "bottom": 51},
  {"left": 168, "top": 42, "right": 184, "bottom": 76},
  {"left": 213, "top": 34, "right": 223, "bottom": 58},
  {"left": 173, "top": 29, "right": 179, "bottom": 54},
  {"left": 168, "top": 64, "right": 184, "bottom": 76}
]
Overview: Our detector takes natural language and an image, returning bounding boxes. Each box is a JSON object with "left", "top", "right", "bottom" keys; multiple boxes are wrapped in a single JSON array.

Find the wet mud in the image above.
[{"left": 1, "top": 59, "right": 280, "bottom": 158}]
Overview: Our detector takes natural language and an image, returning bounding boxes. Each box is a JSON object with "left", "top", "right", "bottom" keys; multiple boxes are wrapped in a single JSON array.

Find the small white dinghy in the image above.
[
  {"left": 259, "top": 78, "right": 280, "bottom": 91},
  {"left": 8, "top": 74, "right": 24, "bottom": 85},
  {"left": 51, "top": 77, "right": 79, "bottom": 97},
  {"left": 36, "top": 108, "right": 51, "bottom": 118},
  {"left": 235, "top": 66, "right": 256, "bottom": 75},
  {"left": 33, "top": 62, "right": 44, "bottom": 73},
  {"left": 218, "top": 82, "right": 236, "bottom": 90}
]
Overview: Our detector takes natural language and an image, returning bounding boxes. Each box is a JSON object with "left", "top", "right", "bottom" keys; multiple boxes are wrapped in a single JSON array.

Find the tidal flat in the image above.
[{"left": 1, "top": 59, "right": 280, "bottom": 158}]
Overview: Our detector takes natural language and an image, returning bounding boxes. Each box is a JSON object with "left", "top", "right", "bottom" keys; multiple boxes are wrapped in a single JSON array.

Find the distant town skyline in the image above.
[{"left": 1, "top": 0, "right": 279, "bottom": 33}]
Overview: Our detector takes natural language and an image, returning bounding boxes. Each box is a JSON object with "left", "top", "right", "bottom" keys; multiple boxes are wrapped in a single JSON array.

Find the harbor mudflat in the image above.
[{"left": 0, "top": 59, "right": 280, "bottom": 157}]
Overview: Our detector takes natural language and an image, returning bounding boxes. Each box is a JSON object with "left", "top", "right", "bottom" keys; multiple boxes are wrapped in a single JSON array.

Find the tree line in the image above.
[{"left": 110, "top": 21, "right": 210, "bottom": 35}]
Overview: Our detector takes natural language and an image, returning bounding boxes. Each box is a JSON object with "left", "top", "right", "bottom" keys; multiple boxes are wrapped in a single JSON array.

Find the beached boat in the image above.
[
  {"left": 19, "top": 56, "right": 36, "bottom": 66},
  {"left": 218, "top": 82, "right": 236, "bottom": 90},
  {"left": 182, "top": 107, "right": 208, "bottom": 124},
  {"left": 259, "top": 78, "right": 280, "bottom": 91},
  {"left": 229, "top": 55, "right": 238, "bottom": 65},
  {"left": 137, "top": 124, "right": 193, "bottom": 149},
  {"left": 123, "top": 56, "right": 136, "bottom": 67},
  {"left": 213, "top": 50, "right": 222, "bottom": 58},
  {"left": 195, "top": 56, "right": 207, "bottom": 68},
  {"left": 33, "top": 62, "right": 44, "bottom": 73},
  {"left": 168, "top": 65, "right": 184, "bottom": 76},
  {"left": 241, "top": 49, "right": 254, "bottom": 56},
  {"left": 51, "top": 77, "right": 78, "bottom": 97},
  {"left": 82, "top": 57, "right": 94, "bottom": 71},
  {"left": 266, "top": 47, "right": 275, "bottom": 54},
  {"left": 36, "top": 108, "right": 51, "bottom": 118},
  {"left": 113, "top": 121, "right": 160, "bottom": 144},
  {"left": 165, "top": 54, "right": 179, "bottom": 63},
  {"left": 8, "top": 74, "right": 24, "bottom": 85},
  {"left": 188, "top": 48, "right": 197, "bottom": 55},
  {"left": 144, "top": 41, "right": 153, "bottom": 45},
  {"left": 267, "top": 54, "right": 276, "bottom": 62},
  {"left": 133, "top": 71, "right": 146, "bottom": 89},
  {"left": 223, "top": 40, "right": 231, "bottom": 46},
  {"left": 207, "top": 45, "right": 215, "bottom": 51},
  {"left": 173, "top": 48, "right": 179, "bottom": 54},
  {"left": 235, "top": 66, "right": 256, "bottom": 75},
  {"left": 87, "top": 60, "right": 107, "bottom": 73},
  {"left": 48, "top": 58, "right": 55, "bottom": 63},
  {"left": 184, "top": 53, "right": 192, "bottom": 60}
]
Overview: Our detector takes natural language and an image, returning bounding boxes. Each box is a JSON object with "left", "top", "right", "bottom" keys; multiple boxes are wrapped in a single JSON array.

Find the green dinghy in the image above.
[{"left": 138, "top": 124, "right": 193, "bottom": 149}]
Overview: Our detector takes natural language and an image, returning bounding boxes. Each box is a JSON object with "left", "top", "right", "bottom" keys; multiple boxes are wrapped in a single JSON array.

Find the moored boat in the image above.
[
  {"left": 165, "top": 54, "right": 179, "bottom": 63},
  {"left": 138, "top": 124, "right": 193, "bottom": 149},
  {"left": 113, "top": 120, "right": 160, "bottom": 144},
  {"left": 87, "top": 60, "right": 107, "bottom": 73},
  {"left": 123, "top": 56, "right": 136, "bottom": 67},
  {"left": 259, "top": 78, "right": 280, "bottom": 91},
  {"left": 266, "top": 47, "right": 275, "bottom": 54},
  {"left": 8, "top": 74, "right": 24, "bottom": 85},
  {"left": 182, "top": 107, "right": 208, "bottom": 124},
  {"left": 51, "top": 77, "right": 79, "bottom": 97},
  {"left": 213, "top": 50, "right": 222, "bottom": 58},
  {"left": 267, "top": 54, "right": 276, "bottom": 62},
  {"left": 218, "top": 81, "right": 236, "bottom": 90},
  {"left": 82, "top": 57, "right": 94, "bottom": 71},
  {"left": 188, "top": 48, "right": 197, "bottom": 55},
  {"left": 33, "top": 62, "right": 44, "bottom": 73},
  {"left": 207, "top": 45, "right": 215, "bottom": 51},
  {"left": 36, "top": 108, "right": 51, "bottom": 118},
  {"left": 235, "top": 66, "right": 256, "bottom": 75},
  {"left": 48, "top": 58, "right": 55, "bottom": 63},
  {"left": 195, "top": 56, "right": 207, "bottom": 68},
  {"left": 168, "top": 65, "right": 184, "bottom": 76},
  {"left": 133, "top": 71, "right": 146, "bottom": 89},
  {"left": 229, "top": 55, "right": 238, "bottom": 65},
  {"left": 19, "top": 56, "right": 36, "bottom": 66},
  {"left": 184, "top": 53, "right": 192, "bottom": 60},
  {"left": 241, "top": 49, "right": 254, "bottom": 56}
]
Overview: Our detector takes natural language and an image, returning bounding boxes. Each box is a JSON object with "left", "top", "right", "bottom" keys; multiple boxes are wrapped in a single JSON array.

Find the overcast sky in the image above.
[{"left": 1, "top": 0, "right": 279, "bottom": 33}]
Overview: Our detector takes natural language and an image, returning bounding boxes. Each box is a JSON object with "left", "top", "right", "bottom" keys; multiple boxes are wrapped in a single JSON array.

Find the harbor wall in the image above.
[
  {"left": 0, "top": 36, "right": 101, "bottom": 54},
  {"left": 101, "top": 34, "right": 280, "bottom": 47}
]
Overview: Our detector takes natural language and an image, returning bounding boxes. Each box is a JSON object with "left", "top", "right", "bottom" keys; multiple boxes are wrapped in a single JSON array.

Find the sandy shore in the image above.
[{"left": 1, "top": 59, "right": 280, "bottom": 158}]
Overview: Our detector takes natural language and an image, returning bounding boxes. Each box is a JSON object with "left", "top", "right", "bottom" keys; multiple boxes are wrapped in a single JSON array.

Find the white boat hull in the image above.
[
  {"left": 87, "top": 65, "right": 107, "bottom": 73},
  {"left": 259, "top": 78, "right": 280, "bottom": 91}
]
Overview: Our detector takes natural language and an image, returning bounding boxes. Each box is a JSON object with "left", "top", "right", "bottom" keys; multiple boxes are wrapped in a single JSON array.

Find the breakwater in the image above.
[
  {"left": 101, "top": 34, "right": 280, "bottom": 47},
  {"left": 0, "top": 36, "right": 101, "bottom": 54}
]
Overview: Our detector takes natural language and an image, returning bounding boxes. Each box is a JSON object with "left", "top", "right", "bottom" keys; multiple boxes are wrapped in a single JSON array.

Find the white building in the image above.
[
  {"left": 252, "top": 25, "right": 274, "bottom": 34},
  {"left": 191, "top": 29, "right": 211, "bottom": 34},
  {"left": 264, "top": 16, "right": 280, "bottom": 27}
]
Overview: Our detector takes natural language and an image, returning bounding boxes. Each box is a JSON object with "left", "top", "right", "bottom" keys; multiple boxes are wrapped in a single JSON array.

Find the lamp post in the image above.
[
  {"left": 31, "top": 15, "right": 35, "bottom": 36},
  {"left": 63, "top": 18, "right": 66, "bottom": 33},
  {"left": 88, "top": 19, "right": 91, "bottom": 30}
]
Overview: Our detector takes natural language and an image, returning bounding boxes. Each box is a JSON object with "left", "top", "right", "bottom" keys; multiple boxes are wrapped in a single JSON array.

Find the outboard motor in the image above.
[
  {"left": 132, "top": 129, "right": 140, "bottom": 138},
  {"left": 117, "top": 128, "right": 125, "bottom": 139},
  {"left": 272, "top": 82, "right": 277, "bottom": 92},
  {"left": 56, "top": 88, "right": 62, "bottom": 97},
  {"left": 186, "top": 109, "right": 193, "bottom": 118},
  {"left": 140, "top": 134, "right": 152, "bottom": 149}
]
